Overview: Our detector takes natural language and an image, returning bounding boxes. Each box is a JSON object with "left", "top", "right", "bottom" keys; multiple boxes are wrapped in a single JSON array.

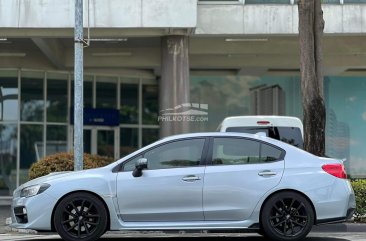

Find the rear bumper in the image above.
[{"left": 316, "top": 208, "right": 355, "bottom": 225}]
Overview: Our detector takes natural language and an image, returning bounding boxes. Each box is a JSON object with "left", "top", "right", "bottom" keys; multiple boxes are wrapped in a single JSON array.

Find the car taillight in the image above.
[{"left": 322, "top": 164, "right": 347, "bottom": 179}]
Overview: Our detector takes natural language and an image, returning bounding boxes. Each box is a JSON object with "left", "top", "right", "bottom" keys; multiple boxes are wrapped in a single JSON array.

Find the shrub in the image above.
[
  {"left": 351, "top": 179, "right": 366, "bottom": 222},
  {"left": 29, "top": 152, "right": 114, "bottom": 180}
]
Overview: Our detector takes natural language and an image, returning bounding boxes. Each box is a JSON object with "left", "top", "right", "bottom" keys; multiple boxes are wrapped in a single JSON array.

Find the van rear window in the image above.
[{"left": 226, "top": 126, "right": 304, "bottom": 149}]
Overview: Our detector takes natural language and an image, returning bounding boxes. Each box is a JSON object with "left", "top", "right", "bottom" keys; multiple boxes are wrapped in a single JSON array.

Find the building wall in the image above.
[
  {"left": 197, "top": 3, "right": 366, "bottom": 35},
  {"left": 1, "top": 0, "right": 366, "bottom": 35},
  {"left": 0, "top": 0, "right": 197, "bottom": 29}
]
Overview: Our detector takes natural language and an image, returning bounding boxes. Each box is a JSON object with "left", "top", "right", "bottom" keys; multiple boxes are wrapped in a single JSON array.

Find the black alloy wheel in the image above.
[
  {"left": 261, "top": 191, "right": 314, "bottom": 241},
  {"left": 54, "top": 192, "right": 108, "bottom": 241}
]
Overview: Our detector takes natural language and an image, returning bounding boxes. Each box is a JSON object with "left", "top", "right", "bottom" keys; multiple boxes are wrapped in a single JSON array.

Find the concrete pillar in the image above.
[{"left": 159, "top": 35, "right": 190, "bottom": 138}]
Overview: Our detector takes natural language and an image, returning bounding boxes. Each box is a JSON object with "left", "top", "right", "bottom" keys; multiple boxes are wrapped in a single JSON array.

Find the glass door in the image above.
[
  {"left": 97, "top": 129, "right": 115, "bottom": 157},
  {"left": 81, "top": 127, "right": 118, "bottom": 159}
]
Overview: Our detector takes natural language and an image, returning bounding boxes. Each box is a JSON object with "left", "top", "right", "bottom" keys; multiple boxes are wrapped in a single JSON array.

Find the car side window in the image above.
[
  {"left": 123, "top": 155, "right": 143, "bottom": 172},
  {"left": 123, "top": 139, "right": 205, "bottom": 172},
  {"left": 213, "top": 138, "right": 260, "bottom": 165},
  {"left": 260, "top": 143, "right": 283, "bottom": 162},
  {"left": 212, "top": 137, "right": 283, "bottom": 165},
  {"left": 144, "top": 138, "right": 205, "bottom": 170}
]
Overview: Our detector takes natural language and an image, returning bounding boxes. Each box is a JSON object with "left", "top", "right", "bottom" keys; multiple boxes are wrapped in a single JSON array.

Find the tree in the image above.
[{"left": 298, "top": 0, "right": 326, "bottom": 156}]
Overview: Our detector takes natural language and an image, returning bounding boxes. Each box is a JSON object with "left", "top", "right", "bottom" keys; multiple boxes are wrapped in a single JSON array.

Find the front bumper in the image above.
[{"left": 10, "top": 192, "right": 57, "bottom": 230}]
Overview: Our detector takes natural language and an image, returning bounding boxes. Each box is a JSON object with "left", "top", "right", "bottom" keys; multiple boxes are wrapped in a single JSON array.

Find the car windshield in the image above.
[{"left": 226, "top": 126, "right": 304, "bottom": 149}]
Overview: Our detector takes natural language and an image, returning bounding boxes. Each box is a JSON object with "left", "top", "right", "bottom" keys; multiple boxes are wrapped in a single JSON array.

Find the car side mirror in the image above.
[{"left": 132, "top": 158, "right": 148, "bottom": 177}]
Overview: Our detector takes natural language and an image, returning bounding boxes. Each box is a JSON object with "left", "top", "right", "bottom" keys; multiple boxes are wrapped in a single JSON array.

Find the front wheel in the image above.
[
  {"left": 54, "top": 192, "right": 108, "bottom": 241},
  {"left": 261, "top": 191, "right": 314, "bottom": 241}
]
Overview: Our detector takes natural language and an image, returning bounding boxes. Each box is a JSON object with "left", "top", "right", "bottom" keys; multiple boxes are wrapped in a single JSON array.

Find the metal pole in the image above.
[{"left": 74, "top": 0, "right": 83, "bottom": 171}]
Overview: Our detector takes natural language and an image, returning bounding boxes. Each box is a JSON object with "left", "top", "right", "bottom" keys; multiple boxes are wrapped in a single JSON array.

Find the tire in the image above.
[
  {"left": 260, "top": 191, "right": 314, "bottom": 241},
  {"left": 54, "top": 192, "right": 108, "bottom": 241}
]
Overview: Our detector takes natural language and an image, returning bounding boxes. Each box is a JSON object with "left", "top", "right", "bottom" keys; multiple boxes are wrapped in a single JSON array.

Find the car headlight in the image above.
[{"left": 20, "top": 184, "right": 50, "bottom": 198}]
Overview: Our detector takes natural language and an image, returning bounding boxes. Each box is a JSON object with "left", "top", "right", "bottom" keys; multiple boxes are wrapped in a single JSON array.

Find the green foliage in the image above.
[
  {"left": 29, "top": 152, "right": 114, "bottom": 180},
  {"left": 351, "top": 179, "right": 366, "bottom": 222}
]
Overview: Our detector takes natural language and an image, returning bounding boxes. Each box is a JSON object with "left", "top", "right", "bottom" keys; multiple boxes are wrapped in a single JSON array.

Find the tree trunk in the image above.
[{"left": 298, "top": 0, "right": 326, "bottom": 156}]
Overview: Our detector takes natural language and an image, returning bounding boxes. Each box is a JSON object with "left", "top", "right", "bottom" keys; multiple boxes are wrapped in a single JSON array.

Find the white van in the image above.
[{"left": 217, "top": 115, "right": 304, "bottom": 149}]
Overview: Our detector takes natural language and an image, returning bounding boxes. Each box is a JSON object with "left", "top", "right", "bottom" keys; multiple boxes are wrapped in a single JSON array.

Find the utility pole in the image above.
[{"left": 74, "top": 0, "right": 84, "bottom": 171}]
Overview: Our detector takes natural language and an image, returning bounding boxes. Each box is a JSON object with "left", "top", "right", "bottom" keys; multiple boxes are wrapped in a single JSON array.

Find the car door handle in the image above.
[
  {"left": 258, "top": 171, "right": 277, "bottom": 177},
  {"left": 182, "top": 175, "right": 201, "bottom": 182}
]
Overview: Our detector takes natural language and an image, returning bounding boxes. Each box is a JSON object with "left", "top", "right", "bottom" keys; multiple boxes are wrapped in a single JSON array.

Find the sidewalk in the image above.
[
  {"left": 0, "top": 205, "right": 11, "bottom": 234},
  {"left": 312, "top": 222, "right": 366, "bottom": 232}
]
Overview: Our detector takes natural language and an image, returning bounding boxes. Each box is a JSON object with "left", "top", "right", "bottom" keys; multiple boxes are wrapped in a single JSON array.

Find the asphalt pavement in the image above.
[{"left": 1, "top": 205, "right": 366, "bottom": 240}]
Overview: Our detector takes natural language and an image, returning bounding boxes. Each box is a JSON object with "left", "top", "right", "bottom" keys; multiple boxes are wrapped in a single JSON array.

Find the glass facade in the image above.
[
  {"left": 190, "top": 75, "right": 366, "bottom": 178},
  {"left": 2, "top": 68, "right": 366, "bottom": 195},
  {"left": 199, "top": 0, "right": 366, "bottom": 3},
  {"left": 0, "top": 69, "right": 159, "bottom": 196}
]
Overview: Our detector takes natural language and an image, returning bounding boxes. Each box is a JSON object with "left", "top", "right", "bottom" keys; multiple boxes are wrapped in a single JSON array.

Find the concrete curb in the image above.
[{"left": 312, "top": 223, "right": 366, "bottom": 233}]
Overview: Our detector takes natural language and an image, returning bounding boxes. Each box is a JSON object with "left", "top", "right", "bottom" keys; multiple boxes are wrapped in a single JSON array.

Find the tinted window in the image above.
[
  {"left": 260, "top": 143, "right": 283, "bottom": 162},
  {"left": 213, "top": 138, "right": 260, "bottom": 165},
  {"left": 212, "top": 138, "right": 283, "bottom": 165},
  {"left": 144, "top": 139, "right": 205, "bottom": 170},
  {"left": 123, "top": 155, "right": 142, "bottom": 172},
  {"left": 226, "top": 126, "right": 303, "bottom": 149}
]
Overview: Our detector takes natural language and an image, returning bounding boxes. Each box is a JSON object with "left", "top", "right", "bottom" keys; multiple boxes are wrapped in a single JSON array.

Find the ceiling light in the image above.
[
  {"left": 87, "top": 38, "right": 127, "bottom": 42},
  {"left": 0, "top": 53, "right": 26, "bottom": 57},
  {"left": 92, "top": 52, "right": 132, "bottom": 57},
  {"left": 225, "top": 38, "right": 268, "bottom": 42},
  {"left": 0, "top": 38, "right": 11, "bottom": 44}
]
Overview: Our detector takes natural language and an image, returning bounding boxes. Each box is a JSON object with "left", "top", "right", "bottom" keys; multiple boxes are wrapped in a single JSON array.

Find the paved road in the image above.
[{"left": 1, "top": 232, "right": 366, "bottom": 241}]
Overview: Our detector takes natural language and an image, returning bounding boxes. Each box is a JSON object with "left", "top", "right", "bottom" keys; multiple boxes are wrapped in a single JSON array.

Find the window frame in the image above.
[{"left": 206, "top": 136, "right": 286, "bottom": 166}]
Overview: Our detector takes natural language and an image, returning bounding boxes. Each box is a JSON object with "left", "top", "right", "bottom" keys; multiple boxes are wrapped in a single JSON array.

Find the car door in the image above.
[
  {"left": 203, "top": 137, "right": 285, "bottom": 221},
  {"left": 116, "top": 138, "right": 208, "bottom": 222}
]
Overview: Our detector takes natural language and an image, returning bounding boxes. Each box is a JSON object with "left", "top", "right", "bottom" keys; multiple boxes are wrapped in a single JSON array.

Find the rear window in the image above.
[{"left": 226, "top": 126, "right": 303, "bottom": 149}]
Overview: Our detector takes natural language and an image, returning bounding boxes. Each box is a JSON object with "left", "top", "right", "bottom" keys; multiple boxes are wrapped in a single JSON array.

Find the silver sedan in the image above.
[{"left": 10, "top": 132, "right": 355, "bottom": 241}]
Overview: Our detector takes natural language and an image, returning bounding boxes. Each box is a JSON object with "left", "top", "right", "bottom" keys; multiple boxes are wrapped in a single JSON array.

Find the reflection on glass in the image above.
[
  {"left": 142, "top": 85, "right": 158, "bottom": 125},
  {"left": 47, "top": 74, "right": 68, "bottom": 122},
  {"left": 0, "top": 72, "right": 18, "bottom": 121},
  {"left": 0, "top": 124, "right": 17, "bottom": 195},
  {"left": 190, "top": 75, "right": 302, "bottom": 133},
  {"left": 120, "top": 128, "right": 138, "bottom": 157},
  {"left": 344, "top": 0, "right": 366, "bottom": 2},
  {"left": 84, "top": 129, "right": 91, "bottom": 154},
  {"left": 144, "top": 139, "right": 205, "bottom": 170},
  {"left": 21, "top": 73, "right": 44, "bottom": 122},
  {"left": 96, "top": 77, "right": 117, "bottom": 109},
  {"left": 190, "top": 75, "right": 253, "bottom": 132},
  {"left": 142, "top": 128, "right": 159, "bottom": 147},
  {"left": 46, "top": 125, "right": 67, "bottom": 156},
  {"left": 294, "top": 0, "right": 340, "bottom": 3},
  {"left": 97, "top": 130, "right": 114, "bottom": 157},
  {"left": 246, "top": 0, "right": 290, "bottom": 3},
  {"left": 120, "top": 84, "right": 138, "bottom": 124},
  {"left": 71, "top": 76, "right": 93, "bottom": 108},
  {"left": 324, "top": 76, "right": 366, "bottom": 178},
  {"left": 20, "top": 124, "right": 43, "bottom": 184}
]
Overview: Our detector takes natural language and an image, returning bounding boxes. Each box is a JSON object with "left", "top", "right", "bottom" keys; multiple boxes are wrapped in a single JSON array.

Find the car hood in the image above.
[{"left": 17, "top": 170, "right": 86, "bottom": 190}]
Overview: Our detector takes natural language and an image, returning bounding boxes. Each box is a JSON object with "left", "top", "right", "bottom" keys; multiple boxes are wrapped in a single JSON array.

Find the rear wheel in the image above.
[
  {"left": 261, "top": 191, "right": 314, "bottom": 241},
  {"left": 54, "top": 192, "right": 108, "bottom": 241}
]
